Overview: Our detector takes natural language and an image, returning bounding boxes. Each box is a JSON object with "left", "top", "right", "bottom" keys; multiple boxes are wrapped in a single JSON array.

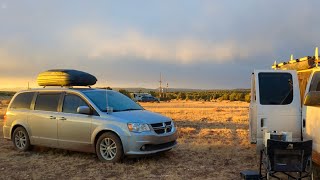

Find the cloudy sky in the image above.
[{"left": 0, "top": 1, "right": 320, "bottom": 89}]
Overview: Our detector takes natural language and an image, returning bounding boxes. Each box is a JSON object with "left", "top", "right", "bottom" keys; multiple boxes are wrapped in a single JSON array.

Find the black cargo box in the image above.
[{"left": 37, "top": 69, "right": 97, "bottom": 87}]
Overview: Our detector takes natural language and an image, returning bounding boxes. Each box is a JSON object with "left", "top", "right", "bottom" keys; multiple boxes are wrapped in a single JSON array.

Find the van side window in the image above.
[
  {"left": 309, "top": 72, "right": 320, "bottom": 92},
  {"left": 258, "top": 73, "right": 293, "bottom": 105},
  {"left": 63, "top": 94, "right": 88, "bottom": 114},
  {"left": 35, "top": 93, "right": 61, "bottom": 112},
  {"left": 10, "top": 92, "right": 35, "bottom": 110}
]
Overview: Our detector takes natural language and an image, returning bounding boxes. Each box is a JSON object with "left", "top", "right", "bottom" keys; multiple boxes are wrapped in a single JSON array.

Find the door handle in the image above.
[
  {"left": 261, "top": 118, "right": 266, "bottom": 128},
  {"left": 59, "top": 117, "right": 67, "bottom": 121},
  {"left": 49, "top": 116, "right": 56, "bottom": 119}
]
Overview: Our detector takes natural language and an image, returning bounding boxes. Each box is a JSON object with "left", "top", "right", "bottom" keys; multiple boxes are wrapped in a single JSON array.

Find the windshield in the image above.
[{"left": 83, "top": 90, "right": 143, "bottom": 112}]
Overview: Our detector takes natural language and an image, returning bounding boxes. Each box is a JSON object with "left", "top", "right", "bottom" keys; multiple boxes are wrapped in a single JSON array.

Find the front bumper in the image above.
[
  {"left": 124, "top": 130, "right": 178, "bottom": 155},
  {"left": 3, "top": 125, "right": 10, "bottom": 140}
]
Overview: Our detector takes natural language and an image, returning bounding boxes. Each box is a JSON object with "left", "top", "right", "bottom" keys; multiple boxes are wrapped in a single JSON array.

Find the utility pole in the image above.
[
  {"left": 166, "top": 83, "right": 169, "bottom": 98},
  {"left": 159, "top": 73, "right": 162, "bottom": 100}
]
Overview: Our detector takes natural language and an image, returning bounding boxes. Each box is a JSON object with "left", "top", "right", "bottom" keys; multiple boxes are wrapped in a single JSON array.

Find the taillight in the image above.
[{"left": 3, "top": 113, "right": 7, "bottom": 124}]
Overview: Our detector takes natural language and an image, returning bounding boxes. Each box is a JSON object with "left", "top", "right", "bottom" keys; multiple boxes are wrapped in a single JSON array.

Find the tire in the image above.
[
  {"left": 12, "top": 127, "right": 31, "bottom": 151},
  {"left": 96, "top": 132, "right": 123, "bottom": 163}
]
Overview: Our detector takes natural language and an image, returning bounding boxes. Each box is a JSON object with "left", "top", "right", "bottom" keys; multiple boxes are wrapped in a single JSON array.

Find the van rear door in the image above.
[{"left": 251, "top": 70, "right": 301, "bottom": 149}]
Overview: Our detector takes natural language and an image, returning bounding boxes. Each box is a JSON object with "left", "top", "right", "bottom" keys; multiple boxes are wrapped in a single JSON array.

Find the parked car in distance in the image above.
[
  {"left": 2, "top": 88, "right": 177, "bottom": 162},
  {"left": 140, "top": 96, "right": 160, "bottom": 103},
  {"left": 132, "top": 93, "right": 159, "bottom": 102}
]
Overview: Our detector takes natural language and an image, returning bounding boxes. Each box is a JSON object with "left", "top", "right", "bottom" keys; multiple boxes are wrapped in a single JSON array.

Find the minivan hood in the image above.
[{"left": 108, "top": 110, "right": 171, "bottom": 124}]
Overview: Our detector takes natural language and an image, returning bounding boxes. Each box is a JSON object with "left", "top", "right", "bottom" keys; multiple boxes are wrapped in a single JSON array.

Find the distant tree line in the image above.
[
  {"left": 118, "top": 89, "right": 131, "bottom": 98},
  {"left": 117, "top": 89, "right": 251, "bottom": 103},
  {"left": 160, "top": 90, "right": 251, "bottom": 102},
  {"left": 0, "top": 91, "right": 16, "bottom": 96}
]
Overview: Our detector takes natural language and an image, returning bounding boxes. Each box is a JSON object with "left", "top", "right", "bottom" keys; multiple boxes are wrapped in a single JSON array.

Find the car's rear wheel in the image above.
[
  {"left": 96, "top": 132, "right": 123, "bottom": 163},
  {"left": 12, "top": 127, "right": 31, "bottom": 151}
]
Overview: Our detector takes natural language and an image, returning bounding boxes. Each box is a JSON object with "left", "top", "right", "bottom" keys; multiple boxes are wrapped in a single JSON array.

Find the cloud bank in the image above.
[
  {"left": 1, "top": 1, "right": 320, "bottom": 89},
  {"left": 69, "top": 26, "right": 273, "bottom": 64}
]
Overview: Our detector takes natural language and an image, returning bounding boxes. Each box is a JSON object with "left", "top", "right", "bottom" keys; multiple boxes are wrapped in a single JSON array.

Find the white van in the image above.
[{"left": 249, "top": 48, "right": 320, "bottom": 164}]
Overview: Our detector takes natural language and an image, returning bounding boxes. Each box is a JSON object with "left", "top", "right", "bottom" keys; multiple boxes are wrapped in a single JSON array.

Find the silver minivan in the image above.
[{"left": 2, "top": 88, "right": 177, "bottom": 162}]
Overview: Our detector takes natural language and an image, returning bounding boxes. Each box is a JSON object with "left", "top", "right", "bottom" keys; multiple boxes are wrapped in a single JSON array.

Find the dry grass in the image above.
[
  {"left": 0, "top": 99, "right": 258, "bottom": 180},
  {"left": 0, "top": 99, "right": 10, "bottom": 120}
]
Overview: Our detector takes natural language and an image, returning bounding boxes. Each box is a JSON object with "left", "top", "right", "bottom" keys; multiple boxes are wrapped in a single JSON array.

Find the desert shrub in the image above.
[
  {"left": 149, "top": 91, "right": 157, "bottom": 97},
  {"left": 186, "top": 94, "right": 194, "bottom": 101},
  {"left": 177, "top": 92, "right": 186, "bottom": 100},
  {"left": 220, "top": 93, "right": 230, "bottom": 100},
  {"left": 167, "top": 93, "right": 177, "bottom": 100},
  {"left": 245, "top": 93, "right": 251, "bottom": 103},
  {"left": 118, "top": 89, "right": 131, "bottom": 98},
  {"left": 236, "top": 93, "right": 245, "bottom": 101},
  {"left": 229, "top": 93, "right": 237, "bottom": 101}
]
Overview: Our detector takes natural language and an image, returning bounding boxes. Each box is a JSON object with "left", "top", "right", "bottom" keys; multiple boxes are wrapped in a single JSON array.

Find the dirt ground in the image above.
[{"left": 0, "top": 99, "right": 258, "bottom": 180}]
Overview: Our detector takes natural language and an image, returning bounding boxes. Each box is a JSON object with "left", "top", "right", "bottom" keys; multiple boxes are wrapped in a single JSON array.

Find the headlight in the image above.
[{"left": 127, "top": 123, "right": 150, "bottom": 132}]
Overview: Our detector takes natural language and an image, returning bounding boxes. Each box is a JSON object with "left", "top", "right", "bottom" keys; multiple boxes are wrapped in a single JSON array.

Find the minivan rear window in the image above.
[
  {"left": 35, "top": 93, "right": 61, "bottom": 112},
  {"left": 10, "top": 92, "right": 35, "bottom": 110},
  {"left": 258, "top": 73, "right": 293, "bottom": 105}
]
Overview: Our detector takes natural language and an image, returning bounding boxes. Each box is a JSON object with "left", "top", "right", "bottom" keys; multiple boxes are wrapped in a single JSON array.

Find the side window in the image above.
[
  {"left": 10, "top": 92, "right": 35, "bottom": 110},
  {"left": 258, "top": 73, "right": 293, "bottom": 105},
  {"left": 309, "top": 72, "right": 320, "bottom": 92},
  {"left": 35, "top": 93, "right": 61, "bottom": 112},
  {"left": 63, "top": 94, "right": 88, "bottom": 114}
]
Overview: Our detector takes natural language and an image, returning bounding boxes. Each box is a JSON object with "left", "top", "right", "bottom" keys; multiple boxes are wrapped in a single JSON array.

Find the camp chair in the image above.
[{"left": 260, "top": 139, "right": 313, "bottom": 180}]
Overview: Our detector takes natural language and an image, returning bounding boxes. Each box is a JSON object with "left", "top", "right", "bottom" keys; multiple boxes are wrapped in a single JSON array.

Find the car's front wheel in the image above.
[
  {"left": 12, "top": 127, "right": 31, "bottom": 151},
  {"left": 96, "top": 132, "right": 123, "bottom": 163}
]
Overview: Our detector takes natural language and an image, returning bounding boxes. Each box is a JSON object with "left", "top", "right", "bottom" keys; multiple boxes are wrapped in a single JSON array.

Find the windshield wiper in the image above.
[
  {"left": 120, "top": 108, "right": 142, "bottom": 111},
  {"left": 102, "top": 108, "right": 142, "bottom": 112},
  {"left": 102, "top": 109, "right": 121, "bottom": 112}
]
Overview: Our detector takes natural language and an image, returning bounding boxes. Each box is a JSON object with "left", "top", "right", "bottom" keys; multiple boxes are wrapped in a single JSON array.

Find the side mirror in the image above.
[
  {"left": 77, "top": 106, "right": 92, "bottom": 115},
  {"left": 304, "top": 91, "right": 320, "bottom": 106}
]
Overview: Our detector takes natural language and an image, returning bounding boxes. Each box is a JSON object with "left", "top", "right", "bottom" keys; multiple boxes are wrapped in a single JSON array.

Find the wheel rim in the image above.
[
  {"left": 100, "top": 138, "right": 117, "bottom": 160},
  {"left": 14, "top": 131, "right": 27, "bottom": 149}
]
